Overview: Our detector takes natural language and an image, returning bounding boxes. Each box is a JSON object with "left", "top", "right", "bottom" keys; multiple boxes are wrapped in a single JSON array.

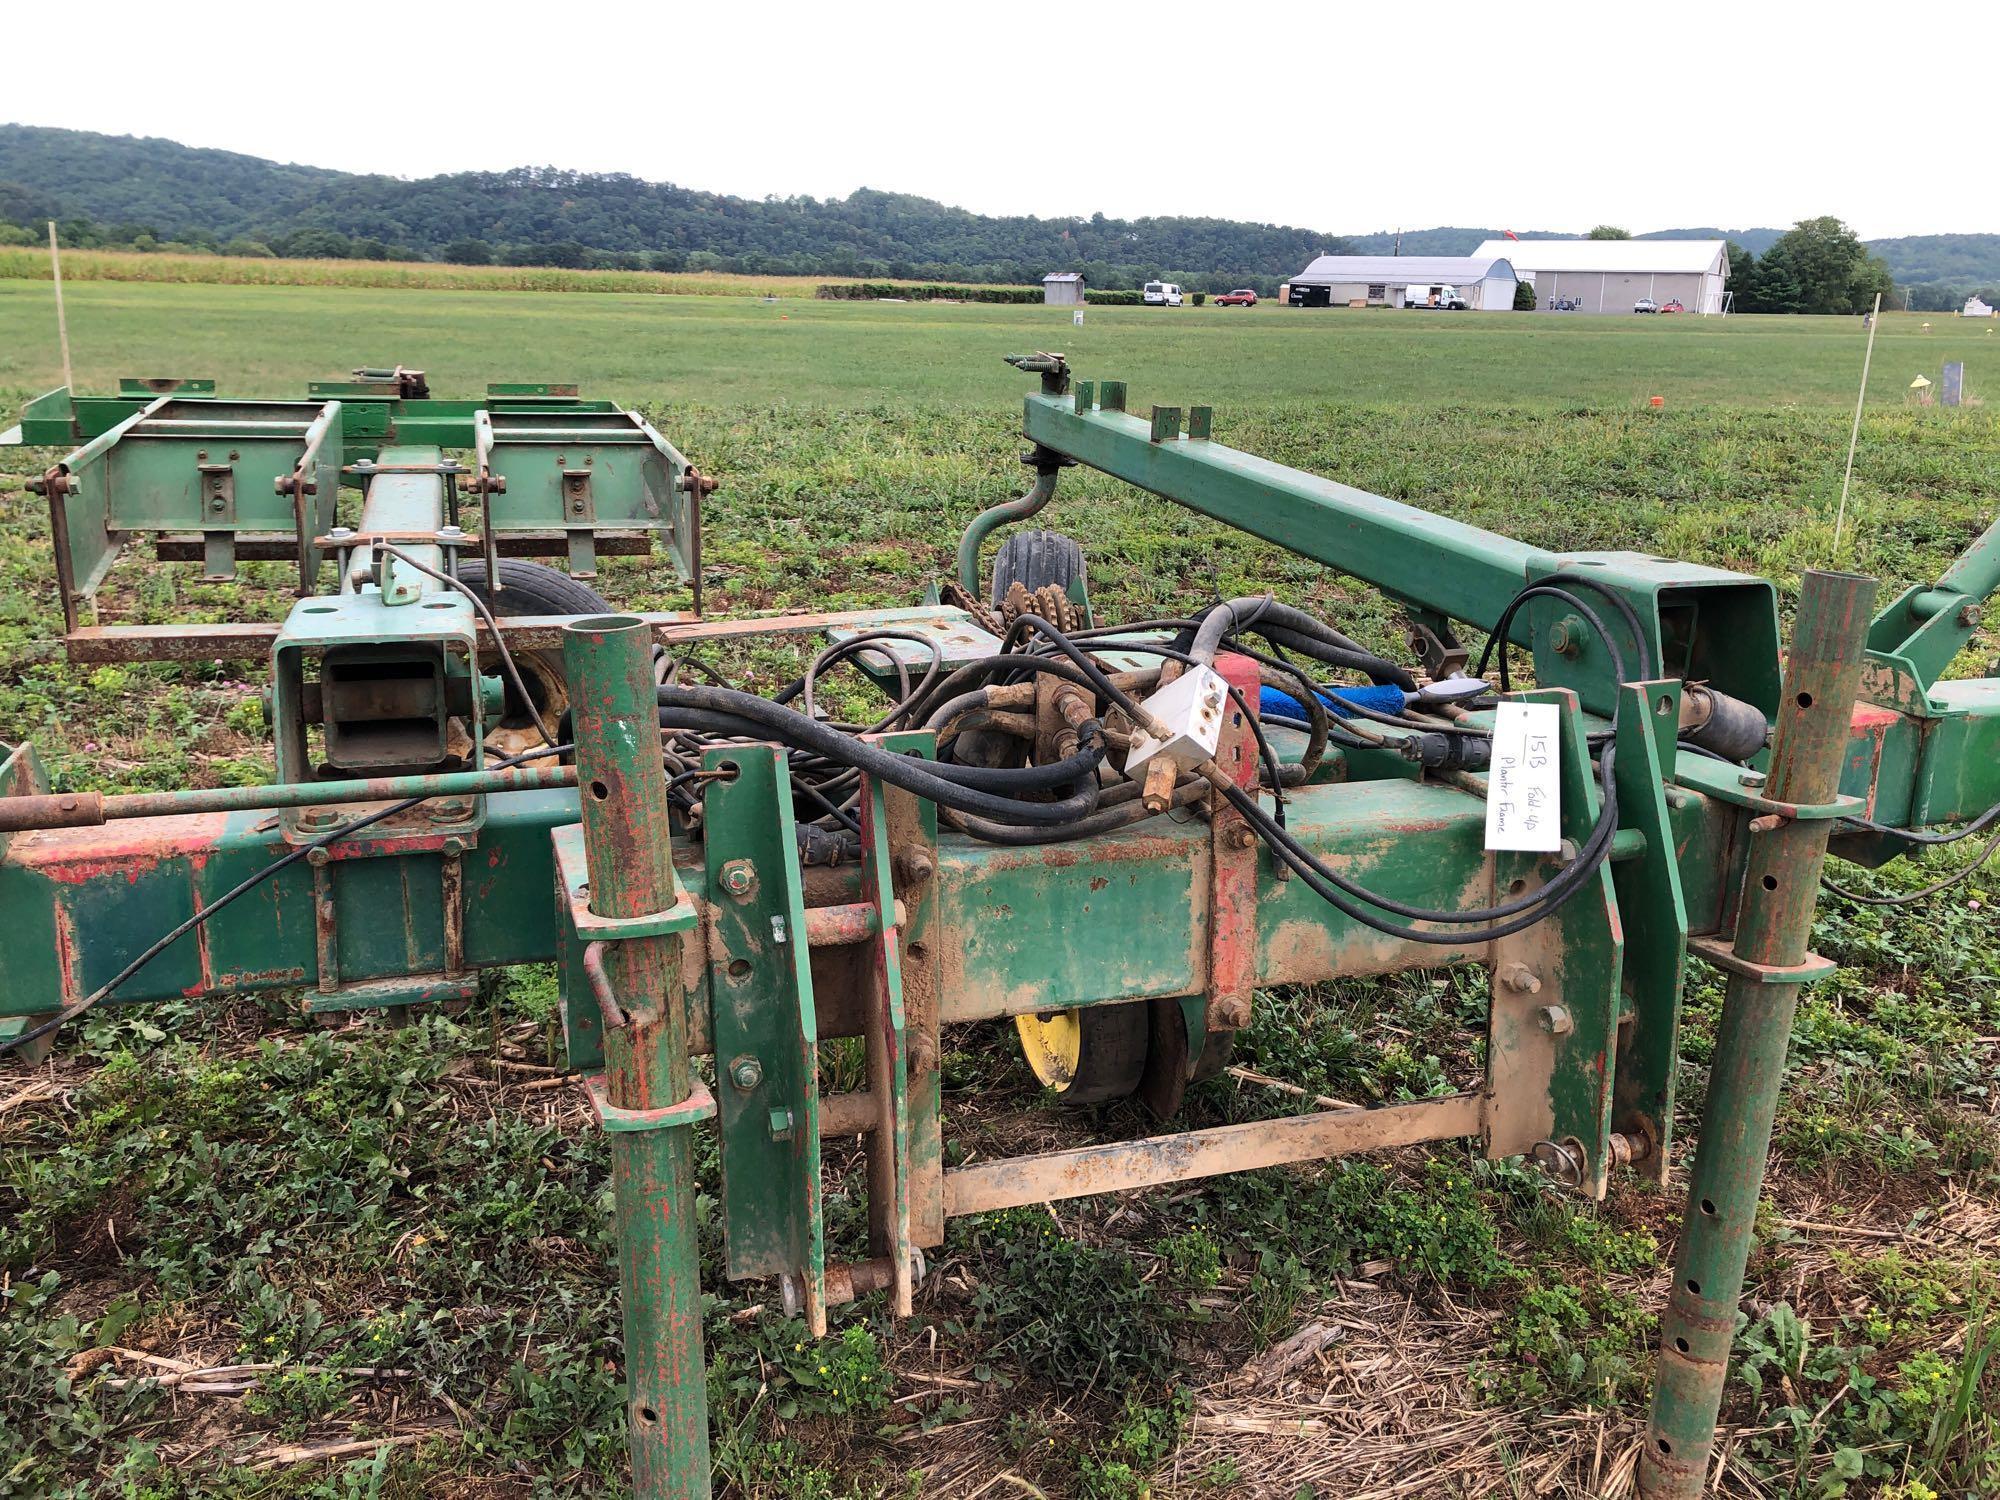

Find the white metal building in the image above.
[
  {"left": 1475, "top": 239, "right": 1729, "bottom": 314},
  {"left": 1279, "top": 255, "right": 1519, "bottom": 310},
  {"left": 1965, "top": 296, "right": 1994, "bottom": 318}
]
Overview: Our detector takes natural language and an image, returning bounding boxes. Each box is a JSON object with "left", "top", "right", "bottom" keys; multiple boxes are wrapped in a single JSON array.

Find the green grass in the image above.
[
  {"left": 2, "top": 277, "right": 1997, "bottom": 408},
  {"left": 1, "top": 283, "right": 1998, "bottom": 1497}
]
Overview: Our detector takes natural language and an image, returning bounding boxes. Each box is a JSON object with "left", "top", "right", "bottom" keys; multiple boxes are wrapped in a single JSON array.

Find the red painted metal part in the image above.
[{"left": 1206, "top": 651, "right": 1264, "bottom": 1031}]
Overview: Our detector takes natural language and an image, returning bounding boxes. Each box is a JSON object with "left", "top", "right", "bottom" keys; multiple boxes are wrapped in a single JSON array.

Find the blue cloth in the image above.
[{"left": 1258, "top": 684, "right": 1405, "bottom": 721}]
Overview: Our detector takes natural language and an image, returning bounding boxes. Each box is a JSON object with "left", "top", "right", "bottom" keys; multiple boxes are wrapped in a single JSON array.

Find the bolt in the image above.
[
  {"left": 1959, "top": 603, "right": 1983, "bottom": 628},
  {"left": 298, "top": 807, "right": 339, "bottom": 830},
  {"left": 1224, "top": 822, "right": 1258, "bottom": 850},
  {"left": 894, "top": 848, "right": 936, "bottom": 886},
  {"left": 441, "top": 837, "right": 466, "bottom": 857},
  {"left": 1497, "top": 962, "right": 1542, "bottom": 995},
  {"left": 428, "top": 797, "right": 471, "bottom": 823},
  {"left": 329, "top": 526, "right": 355, "bottom": 542},
  {"left": 1529, "top": 1138, "right": 1584, "bottom": 1188},
  {"left": 729, "top": 1055, "right": 764, "bottom": 1091},
  {"left": 1548, "top": 615, "right": 1586, "bottom": 658},
  {"left": 306, "top": 846, "right": 332, "bottom": 867},
  {"left": 570, "top": 499, "right": 586, "bottom": 514},
  {"left": 209, "top": 497, "right": 226, "bottom": 513},
  {"left": 767, "top": 1106, "right": 795, "bottom": 1142},
  {"left": 1537, "top": 1004, "right": 1574, "bottom": 1036},
  {"left": 1607, "top": 1131, "right": 1650, "bottom": 1169},
  {"left": 1739, "top": 769, "right": 1768, "bottom": 788},
  {"left": 719, "top": 859, "right": 757, "bottom": 897}
]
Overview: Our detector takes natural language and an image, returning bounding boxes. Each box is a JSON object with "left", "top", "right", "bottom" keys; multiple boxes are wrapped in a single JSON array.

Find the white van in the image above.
[
  {"left": 1142, "top": 281, "right": 1184, "bottom": 307},
  {"left": 1403, "top": 284, "right": 1468, "bottom": 310}
]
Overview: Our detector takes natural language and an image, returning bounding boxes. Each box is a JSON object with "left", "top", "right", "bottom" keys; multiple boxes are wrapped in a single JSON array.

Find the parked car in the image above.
[
  {"left": 1634, "top": 297, "right": 1659, "bottom": 314},
  {"left": 1547, "top": 295, "right": 1582, "bottom": 311},
  {"left": 1658, "top": 298, "right": 1685, "bottom": 314},
  {"left": 1214, "top": 288, "right": 1258, "bottom": 306},
  {"left": 1142, "top": 281, "right": 1184, "bottom": 307},
  {"left": 1405, "top": 284, "right": 1469, "bottom": 310}
]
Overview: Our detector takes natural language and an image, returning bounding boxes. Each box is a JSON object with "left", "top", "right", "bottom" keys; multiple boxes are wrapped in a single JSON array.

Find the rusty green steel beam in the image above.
[
  {"left": 563, "top": 615, "right": 710, "bottom": 1499},
  {"left": 1640, "top": 570, "right": 1877, "bottom": 1499}
]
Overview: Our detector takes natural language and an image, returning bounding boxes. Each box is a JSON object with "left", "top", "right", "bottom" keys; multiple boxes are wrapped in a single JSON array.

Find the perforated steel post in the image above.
[
  {"left": 565, "top": 614, "right": 710, "bottom": 1499},
  {"left": 1639, "top": 570, "right": 1876, "bottom": 1497}
]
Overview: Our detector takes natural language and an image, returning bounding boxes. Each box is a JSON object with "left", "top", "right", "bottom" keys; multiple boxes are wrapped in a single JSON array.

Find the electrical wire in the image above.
[{"left": 1823, "top": 808, "right": 2000, "bottom": 906}]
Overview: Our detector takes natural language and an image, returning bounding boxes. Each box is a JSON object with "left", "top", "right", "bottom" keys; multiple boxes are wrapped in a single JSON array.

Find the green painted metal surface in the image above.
[
  {"left": 0, "top": 789, "right": 576, "bottom": 1015},
  {"left": 702, "top": 746, "right": 825, "bottom": 1311},
  {"left": 1642, "top": 571, "right": 1876, "bottom": 1499},
  {"left": 1609, "top": 682, "right": 1691, "bottom": 1181},
  {"left": 564, "top": 616, "right": 709, "bottom": 1500}
]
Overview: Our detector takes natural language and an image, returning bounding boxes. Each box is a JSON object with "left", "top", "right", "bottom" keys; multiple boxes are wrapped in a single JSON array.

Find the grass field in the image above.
[
  {"left": 1, "top": 280, "right": 1997, "bottom": 1499},
  {"left": 2, "top": 278, "right": 1997, "bottom": 408}
]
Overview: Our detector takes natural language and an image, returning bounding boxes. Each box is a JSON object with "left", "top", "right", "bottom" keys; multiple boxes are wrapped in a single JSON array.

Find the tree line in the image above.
[
  {"left": 0, "top": 128, "right": 1339, "bottom": 294},
  {"left": 4, "top": 128, "right": 1994, "bottom": 309}
]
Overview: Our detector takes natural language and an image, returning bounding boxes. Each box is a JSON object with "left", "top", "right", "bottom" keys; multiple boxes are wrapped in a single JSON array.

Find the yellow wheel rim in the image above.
[{"left": 1014, "top": 1010, "right": 1082, "bottom": 1089}]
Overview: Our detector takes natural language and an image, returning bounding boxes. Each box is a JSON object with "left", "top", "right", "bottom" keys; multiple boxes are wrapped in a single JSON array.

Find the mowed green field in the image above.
[
  {"left": 2, "top": 277, "right": 1996, "bottom": 409},
  {"left": 2, "top": 280, "right": 1998, "bottom": 1500}
]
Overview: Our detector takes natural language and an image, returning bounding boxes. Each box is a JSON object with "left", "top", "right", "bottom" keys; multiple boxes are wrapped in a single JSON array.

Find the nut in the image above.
[
  {"left": 719, "top": 859, "right": 757, "bottom": 897},
  {"left": 729, "top": 1055, "right": 764, "bottom": 1091},
  {"left": 1537, "top": 1003, "right": 1574, "bottom": 1036},
  {"left": 1497, "top": 962, "right": 1541, "bottom": 995}
]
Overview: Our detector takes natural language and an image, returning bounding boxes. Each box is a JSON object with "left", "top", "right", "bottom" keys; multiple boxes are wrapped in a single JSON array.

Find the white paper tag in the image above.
[{"left": 1484, "top": 702, "right": 1562, "bottom": 853}]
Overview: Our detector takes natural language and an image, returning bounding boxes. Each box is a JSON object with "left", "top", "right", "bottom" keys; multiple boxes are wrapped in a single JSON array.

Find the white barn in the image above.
[
  {"left": 1475, "top": 239, "right": 1729, "bottom": 315},
  {"left": 1280, "top": 254, "right": 1519, "bottom": 310}
]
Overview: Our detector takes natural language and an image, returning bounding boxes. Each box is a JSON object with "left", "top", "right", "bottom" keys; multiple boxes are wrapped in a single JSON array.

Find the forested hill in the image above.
[
  {"left": 2, "top": 125, "right": 1995, "bottom": 301},
  {"left": 0, "top": 124, "right": 1348, "bottom": 289}
]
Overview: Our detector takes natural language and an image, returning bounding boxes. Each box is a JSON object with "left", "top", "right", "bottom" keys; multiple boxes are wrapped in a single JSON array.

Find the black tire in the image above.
[
  {"left": 992, "top": 528, "right": 1143, "bottom": 1104},
  {"left": 991, "top": 529, "right": 1086, "bottom": 609},
  {"left": 1014, "top": 1002, "right": 1152, "bottom": 1106},
  {"left": 457, "top": 560, "right": 613, "bottom": 747},
  {"left": 456, "top": 558, "right": 615, "bottom": 617}
]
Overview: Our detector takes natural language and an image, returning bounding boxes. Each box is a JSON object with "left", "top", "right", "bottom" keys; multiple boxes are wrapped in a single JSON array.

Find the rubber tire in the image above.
[
  {"left": 991, "top": 529, "right": 1086, "bottom": 610},
  {"left": 456, "top": 560, "right": 614, "bottom": 744},
  {"left": 1016, "top": 1003, "right": 1152, "bottom": 1106},
  {"left": 990, "top": 527, "right": 1141, "bottom": 1104},
  {"left": 456, "top": 557, "right": 615, "bottom": 618}
]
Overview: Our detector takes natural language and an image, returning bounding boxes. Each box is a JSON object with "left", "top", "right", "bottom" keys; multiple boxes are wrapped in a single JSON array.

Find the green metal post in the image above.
[
  {"left": 953, "top": 468, "right": 1059, "bottom": 595},
  {"left": 1640, "top": 570, "right": 1877, "bottom": 1498},
  {"left": 564, "top": 614, "right": 711, "bottom": 1499}
]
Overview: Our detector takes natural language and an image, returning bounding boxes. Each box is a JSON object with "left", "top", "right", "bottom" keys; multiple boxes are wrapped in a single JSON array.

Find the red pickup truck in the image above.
[{"left": 1214, "top": 288, "right": 1259, "bottom": 306}]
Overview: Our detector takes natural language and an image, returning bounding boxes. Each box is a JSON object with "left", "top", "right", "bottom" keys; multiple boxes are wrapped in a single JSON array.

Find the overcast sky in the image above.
[{"left": 9, "top": 2, "right": 1972, "bottom": 240}]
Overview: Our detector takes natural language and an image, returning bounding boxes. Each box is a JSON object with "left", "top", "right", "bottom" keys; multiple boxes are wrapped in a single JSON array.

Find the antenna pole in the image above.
[
  {"left": 1832, "top": 291, "right": 1882, "bottom": 562},
  {"left": 47, "top": 220, "right": 74, "bottom": 395}
]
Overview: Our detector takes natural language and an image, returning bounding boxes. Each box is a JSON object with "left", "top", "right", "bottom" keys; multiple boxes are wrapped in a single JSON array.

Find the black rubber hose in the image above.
[
  {"left": 1189, "top": 598, "right": 1418, "bottom": 691},
  {"left": 654, "top": 692, "right": 1105, "bottom": 826},
  {"left": 1221, "top": 778, "right": 1614, "bottom": 946},
  {"left": 943, "top": 778, "right": 1208, "bottom": 845},
  {"left": 1232, "top": 745, "right": 1619, "bottom": 925}
]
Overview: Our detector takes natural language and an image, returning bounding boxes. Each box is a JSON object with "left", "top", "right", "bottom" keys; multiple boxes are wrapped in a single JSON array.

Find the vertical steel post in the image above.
[
  {"left": 564, "top": 614, "right": 710, "bottom": 1499},
  {"left": 1640, "top": 570, "right": 1876, "bottom": 1498}
]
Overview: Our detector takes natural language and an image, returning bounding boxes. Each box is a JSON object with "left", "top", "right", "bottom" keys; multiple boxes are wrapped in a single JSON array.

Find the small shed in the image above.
[
  {"left": 1042, "top": 272, "right": 1086, "bottom": 307},
  {"left": 1965, "top": 296, "right": 1994, "bottom": 318}
]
